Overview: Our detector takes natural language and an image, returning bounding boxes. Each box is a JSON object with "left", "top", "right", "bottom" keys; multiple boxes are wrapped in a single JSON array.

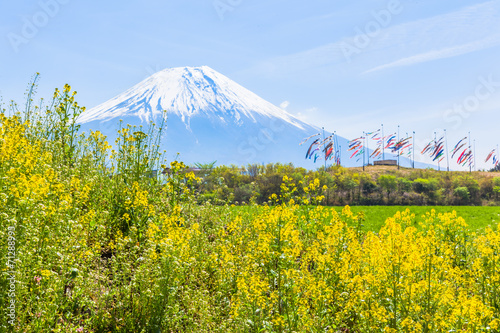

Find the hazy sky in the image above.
[{"left": 2, "top": 0, "right": 500, "bottom": 169}]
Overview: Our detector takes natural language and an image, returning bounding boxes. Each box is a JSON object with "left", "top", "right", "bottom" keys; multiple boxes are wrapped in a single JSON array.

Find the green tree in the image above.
[
  {"left": 378, "top": 175, "right": 397, "bottom": 201},
  {"left": 454, "top": 176, "right": 480, "bottom": 204},
  {"left": 397, "top": 178, "right": 413, "bottom": 193},
  {"left": 454, "top": 187, "right": 470, "bottom": 204},
  {"left": 412, "top": 178, "right": 440, "bottom": 203},
  {"left": 493, "top": 177, "right": 500, "bottom": 201}
]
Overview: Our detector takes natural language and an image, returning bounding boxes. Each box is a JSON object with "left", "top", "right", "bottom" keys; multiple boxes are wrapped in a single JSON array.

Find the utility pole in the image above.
[
  {"left": 445, "top": 129, "right": 450, "bottom": 172},
  {"left": 363, "top": 131, "right": 366, "bottom": 171},
  {"left": 474, "top": 139, "right": 476, "bottom": 172},
  {"left": 413, "top": 131, "right": 415, "bottom": 168},
  {"left": 322, "top": 127, "right": 327, "bottom": 172},
  {"left": 339, "top": 145, "right": 342, "bottom": 167},
  {"left": 405, "top": 131, "right": 409, "bottom": 169},
  {"left": 333, "top": 131, "right": 337, "bottom": 166},
  {"left": 397, "top": 125, "right": 400, "bottom": 170},
  {"left": 468, "top": 132, "right": 472, "bottom": 173},
  {"left": 498, "top": 144, "right": 499, "bottom": 172},
  {"left": 381, "top": 123, "right": 385, "bottom": 160},
  {"left": 405, "top": 131, "right": 408, "bottom": 168},
  {"left": 367, "top": 132, "right": 370, "bottom": 167},
  {"left": 435, "top": 131, "right": 440, "bottom": 171}
]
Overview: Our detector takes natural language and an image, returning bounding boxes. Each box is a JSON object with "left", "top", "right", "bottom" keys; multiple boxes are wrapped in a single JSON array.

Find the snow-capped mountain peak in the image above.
[{"left": 78, "top": 66, "right": 306, "bottom": 130}]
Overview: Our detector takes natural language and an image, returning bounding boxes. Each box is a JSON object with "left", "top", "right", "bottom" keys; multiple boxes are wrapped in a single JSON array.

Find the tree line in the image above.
[{"left": 190, "top": 163, "right": 500, "bottom": 206}]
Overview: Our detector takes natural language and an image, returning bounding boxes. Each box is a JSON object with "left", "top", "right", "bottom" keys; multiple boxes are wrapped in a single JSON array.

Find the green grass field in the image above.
[
  {"left": 232, "top": 205, "right": 500, "bottom": 233},
  {"left": 342, "top": 206, "right": 500, "bottom": 232}
]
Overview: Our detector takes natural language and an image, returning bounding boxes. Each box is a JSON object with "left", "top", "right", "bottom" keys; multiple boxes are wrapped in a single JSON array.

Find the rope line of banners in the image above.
[
  {"left": 301, "top": 132, "right": 340, "bottom": 165},
  {"left": 300, "top": 131, "right": 498, "bottom": 169}
]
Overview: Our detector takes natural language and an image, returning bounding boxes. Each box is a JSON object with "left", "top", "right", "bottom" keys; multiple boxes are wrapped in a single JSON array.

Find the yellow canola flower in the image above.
[{"left": 40, "top": 270, "right": 51, "bottom": 277}]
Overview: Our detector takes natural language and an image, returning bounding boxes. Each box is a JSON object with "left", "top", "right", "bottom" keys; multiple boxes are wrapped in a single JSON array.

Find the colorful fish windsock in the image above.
[
  {"left": 335, "top": 151, "right": 341, "bottom": 165},
  {"left": 384, "top": 134, "right": 397, "bottom": 149},
  {"left": 421, "top": 140, "right": 434, "bottom": 155},
  {"left": 451, "top": 137, "right": 468, "bottom": 158},
  {"left": 421, "top": 136, "right": 445, "bottom": 162},
  {"left": 299, "top": 133, "right": 321, "bottom": 146},
  {"left": 450, "top": 136, "right": 474, "bottom": 167},
  {"left": 319, "top": 134, "right": 334, "bottom": 147},
  {"left": 392, "top": 137, "right": 412, "bottom": 155},
  {"left": 485, "top": 148, "right": 499, "bottom": 167},
  {"left": 348, "top": 136, "right": 366, "bottom": 160},
  {"left": 452, "top": 143, "right": 467, "bottom": 158},
  {"left": 348, "top": 137, "right": 364, "bottom": 151},
  {"left": 370, "top": 147, "right": 381, "bottom": 158},
  {"left": 305, "top": 139, "right": 319, "bottom": 159},
  {"left": 458, "top": 149, "right": 473, "bottom": 166},
  {"left": 302, "top": 131, "right": 339, "bottom": 164},
  {"left": 350, "top": 149, "right": 361, "bottom": 159},
  {"left": 326, "top": 147, "right": 334, "bottom": 160},
  {"left": 366, "top": 129, "right": 380, "bottom": 139},
  {"left": 432, "top": 147, "right": 444, "bottom": 161},
  {"left": 323, "top": 141, "right": 333, "bottom": 153},
  {"left": 485, "top": 149, "right": 496, "bottom": 163}
]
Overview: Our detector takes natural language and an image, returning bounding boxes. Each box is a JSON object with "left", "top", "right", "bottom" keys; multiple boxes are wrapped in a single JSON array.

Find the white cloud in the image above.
[
  {"left": 245, "top": 1, "right": 500, "bottom": 76},
  {"left": 364, "top": 34, "right": 500, "bottom": 74},
  {"left": 280, "top": 100, "right": 290, "bottom": 109},
  {"left": 295, "top": 107, "right": 318, "bottom": 122}
]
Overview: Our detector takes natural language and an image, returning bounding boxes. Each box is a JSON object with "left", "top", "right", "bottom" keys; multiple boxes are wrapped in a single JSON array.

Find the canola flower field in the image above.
[{"left": 1, "top": 85, "right": 500, "bottom": 332}]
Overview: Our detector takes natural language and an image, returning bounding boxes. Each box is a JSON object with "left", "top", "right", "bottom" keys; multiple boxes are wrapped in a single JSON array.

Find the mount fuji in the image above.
[
  {"left": 77, "top": 66, "right": 422, "bottom": 169},
  {"left": 77, "top": 66, "right": 344, "bottom": 168}
]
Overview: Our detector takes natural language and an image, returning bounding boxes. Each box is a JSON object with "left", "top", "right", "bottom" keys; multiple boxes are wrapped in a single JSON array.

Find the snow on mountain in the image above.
[
  {"left": 78, "top": 66, "right": 306, "bottom": 130},
  {"left": 77, "top": 66, "right": 426, "bottom": 169}
]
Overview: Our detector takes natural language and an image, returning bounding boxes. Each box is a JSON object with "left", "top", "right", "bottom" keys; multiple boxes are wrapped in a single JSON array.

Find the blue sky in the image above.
[{"left": 1, "top": 0, "right": 500, "bottom": 169}]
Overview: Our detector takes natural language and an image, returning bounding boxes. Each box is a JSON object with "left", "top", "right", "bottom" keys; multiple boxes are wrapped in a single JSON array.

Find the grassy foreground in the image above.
[
  {"left": 232, "top": 205, "right": 500, "bottom": 233},
  {"left": 344, "top": 206, "right": 500, "bottom": 232},
  {"left": 1, "top": 84, "right": 500, "bottom": 331}
]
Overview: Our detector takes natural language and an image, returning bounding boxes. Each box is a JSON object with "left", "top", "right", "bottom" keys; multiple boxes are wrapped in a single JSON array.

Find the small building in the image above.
[{"left": 374, "top": 160, "right": 398, "bottom": 166}]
